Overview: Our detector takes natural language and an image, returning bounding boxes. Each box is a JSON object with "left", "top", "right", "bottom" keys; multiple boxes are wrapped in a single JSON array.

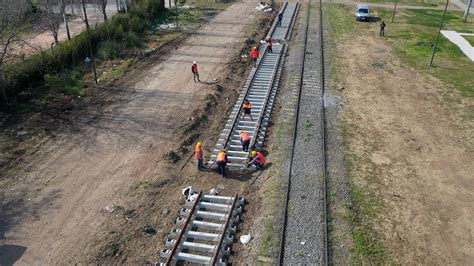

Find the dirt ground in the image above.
[
  {"left": 334, "top": 30, "right": 474, "bottom": 263},
  {"left": 0, "top": 0, "right": 276, "bottom": 264}
]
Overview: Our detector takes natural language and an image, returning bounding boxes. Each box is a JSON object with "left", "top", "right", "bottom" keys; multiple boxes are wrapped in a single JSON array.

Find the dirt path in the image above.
[
  {"left": 335, "top": 33, "right": 474, "bottom": 263},
  {"left": 0, "top": 0, "right": 262, "bottom": 264}
]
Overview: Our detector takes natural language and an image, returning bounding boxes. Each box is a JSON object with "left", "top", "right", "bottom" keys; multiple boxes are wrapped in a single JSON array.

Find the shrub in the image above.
[
  {"left": 123, "top": 32, "right": 142, "bottom": 48},
  {"left": 97, "top": 41, "right": 122, "bottom": 60}
]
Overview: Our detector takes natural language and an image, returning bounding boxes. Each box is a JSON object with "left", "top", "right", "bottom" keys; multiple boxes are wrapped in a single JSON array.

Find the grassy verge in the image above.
[
  {"left": 363, "top": 0, "right": 447, "bottom": 7},
  {"left": 328, "top": 4, "right": 474, "bottom": 96},
  {"left": 463, "top": 35, "right": 474, "bottom": 46}
]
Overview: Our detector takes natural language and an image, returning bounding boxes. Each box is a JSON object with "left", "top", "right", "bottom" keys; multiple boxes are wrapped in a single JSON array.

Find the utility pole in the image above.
[
  {"left": 430, "top": 0, "right": 449, "bottom": 67},
  {"left": 81, "top": 0, "right": 98, "bottom": 83},
  {"left": 464, "top": 0, "right": 472, "bottom": 22},
  {"left": 391, "top": 0, "right": 398, "bottom": 23}
]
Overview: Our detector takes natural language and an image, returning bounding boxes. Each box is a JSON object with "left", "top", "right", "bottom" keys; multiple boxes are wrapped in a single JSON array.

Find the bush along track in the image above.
[{"left": 0, "top": 0, "right": 167, "bottom": 108}]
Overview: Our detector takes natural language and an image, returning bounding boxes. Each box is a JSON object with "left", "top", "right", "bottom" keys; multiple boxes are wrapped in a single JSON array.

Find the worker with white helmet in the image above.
[{"left": 191, "top": 60, "right": 201, "bottom": 82}]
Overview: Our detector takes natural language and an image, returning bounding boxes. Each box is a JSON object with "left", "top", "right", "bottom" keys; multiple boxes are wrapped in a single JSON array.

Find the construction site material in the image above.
[
  {"left": 159, "top": 192, "right": 245, "bottom": 265},
  {"left": 208, "top": 2, "right": 299, "bottom": 170}
]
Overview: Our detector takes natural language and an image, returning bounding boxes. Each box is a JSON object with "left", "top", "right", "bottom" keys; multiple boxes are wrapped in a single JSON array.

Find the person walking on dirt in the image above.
[
  {"left": 191, "top": 61, "right": 201, "bottom": 82},
  {"left": 379, "top": 21, "right": 386, "bottom": 37},
  {"left": 251, "top": 46, "right": 259, "bottom": 67},
  {"left": 195, "top": 141, "right": 205, "bottom": 171},
  {"left": 242, "top": 99, "right": 253, "bottom": 121},
  {"left": 267, "top": 37, "right": 273, "bottom": 53},
  {"left": 240, "top": 130, "right": 251, "bottom": 152},
  {"left": 278, "top": 12, "right": 283, "bottom": 27},
  {"left": 216, "top": 149, "right": 228, "bottom": 177},
  {"left": 248, "top": 150, "right": 266, "bottom": 170}
]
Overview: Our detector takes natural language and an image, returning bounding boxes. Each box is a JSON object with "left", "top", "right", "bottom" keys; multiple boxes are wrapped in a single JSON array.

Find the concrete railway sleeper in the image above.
[
  {"left": 159, "top": 192, "right": 245, "bottom": 265},
  {"left": 278, "top": 0, "right": 330, "bottom": 264},
  {"left": 208, "top": 2, "right": 299, "bottom": 170}
]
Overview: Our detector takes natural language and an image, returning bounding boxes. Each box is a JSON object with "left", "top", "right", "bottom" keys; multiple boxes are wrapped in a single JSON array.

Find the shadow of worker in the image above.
[{"left": 0, "top": 244, "right": 27, "bottom": 265}]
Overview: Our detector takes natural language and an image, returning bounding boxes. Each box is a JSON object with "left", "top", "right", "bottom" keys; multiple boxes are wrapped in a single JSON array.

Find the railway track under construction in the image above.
[{"left": 208, "top": 2, "right": 299, "bottom": 169}]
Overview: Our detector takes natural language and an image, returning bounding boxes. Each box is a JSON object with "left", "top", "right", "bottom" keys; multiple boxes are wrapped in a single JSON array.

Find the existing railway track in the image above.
[{"left": 278, "top": 0, "right": 329, "bottom": 264}]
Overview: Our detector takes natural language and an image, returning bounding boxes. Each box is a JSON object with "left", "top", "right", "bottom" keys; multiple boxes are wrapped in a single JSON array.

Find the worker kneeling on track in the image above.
[
  {"left": 248, "top": 150, "right": 266, "bottom": 170},
  {"left": 240, "top": 130, "right": 251, "bottom": 152},
  {"left": 216, "top": 149, "right": 228, "bottom": 177}
]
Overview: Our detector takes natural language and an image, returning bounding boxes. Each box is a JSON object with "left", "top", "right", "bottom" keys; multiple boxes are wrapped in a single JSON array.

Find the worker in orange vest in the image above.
[
  {"left": 248, "top": 150, "right": 266, "bottom": 170},
  {"left": 242, "top": 99, "right": 253, "bottom": 121},
  {"left": 240, "top": 130, "right": 251, "bottom": 152},
  {"left": 191, "top": 61, "right": 201, "bottom": 83},
  {"left": 195, "top": 141, "right": 204, "bottom": 171},
  {"left": 216, "top": 149, "right": 228, "bottom": 177},
  {"left": 251, "top": 46, "right": 259, "bottom": 67}
]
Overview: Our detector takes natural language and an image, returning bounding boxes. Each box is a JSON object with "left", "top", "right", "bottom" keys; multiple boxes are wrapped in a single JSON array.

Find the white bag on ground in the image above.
[{"left": 240, "top": 234, "right": 252, "bottom": 244}]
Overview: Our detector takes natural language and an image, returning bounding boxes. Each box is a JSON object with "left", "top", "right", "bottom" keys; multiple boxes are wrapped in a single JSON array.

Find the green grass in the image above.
[
  {"left": 464, "top": 35, "right": 474, "bottom": 46},
  {"left": 386, "top": 8, "right": 474, "bottom": 96},
  {"left": 363, "top": 0, "right": 446, "bottom": 7},
  {"left": 100, "top": 59, "right": 136, "bottom": 83},
  {"left": 327, "top": 3, "right": 474, "bottom": 96}
]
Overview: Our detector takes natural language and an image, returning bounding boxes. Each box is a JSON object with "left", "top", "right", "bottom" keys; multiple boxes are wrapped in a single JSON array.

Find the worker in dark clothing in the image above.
[
  {"left": 191, "top": 61, "right": 201, "bottom": 82},
  {"left": 251, "top": 46, "right": 259, "bottom": 67},
  {"left": 248, "top": 150, "right": 266, "bottom": 170},
  {"left": 380, "top": 21, "right": 386, "bottom": 37},
  {"left": 267, "top": 37, "right": 273, "bottom": 53},
  {"left": 216, "top": 149, "right": 228, "bottom": 177},
  {"left": 242, "top": 99, "right": 253, "bottom": 121},
  {"left": 278, "top": 12, "right": 283, "bottom": 27},
  {"left": 240, "top": 131, "right": 251, "bottom": 152}
]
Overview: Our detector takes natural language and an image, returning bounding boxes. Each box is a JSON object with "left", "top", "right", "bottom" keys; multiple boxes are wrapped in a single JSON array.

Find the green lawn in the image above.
[
  {"left": 464, "top": 35, "right": 474, "bottom": 46},
  {"left": 363, "top": 0, "right": 447, "bottom": 7},
  {"left": 328, "top": 3, "right": 474, "bottom": 96}
]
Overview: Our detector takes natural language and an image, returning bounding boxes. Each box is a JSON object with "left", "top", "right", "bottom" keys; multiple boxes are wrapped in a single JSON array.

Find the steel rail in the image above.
[
  {"left": 248, "top": 45, "right": 285, "bottom": 152},
  {"left": 278, "top": 0, "right": 330, "bottom": 264},
  {"left": 277, "top": 1, "right": 311, "bottom": 264},
  {"left": 210, "top": 195, "right": 238, "bottom": 265},
  {"left": 266, "top": 2, "right": 288, "bottom": 40},
  {"left": 207, "top": 44, "right": 267, "bottom": 168},
  {"left": 164, "top": 191, "right": 202, "bottom": 265},
  {"left": 319, "top": 0, "right": 329, "bottom": 263}
]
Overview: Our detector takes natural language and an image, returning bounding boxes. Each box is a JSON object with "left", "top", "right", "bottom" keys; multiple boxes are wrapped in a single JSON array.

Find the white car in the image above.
[{"left": 355, "top": 3, "right": 370, "bottom": 21}]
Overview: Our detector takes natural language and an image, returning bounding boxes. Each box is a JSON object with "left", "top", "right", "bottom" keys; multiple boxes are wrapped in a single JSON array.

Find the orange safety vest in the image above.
[
  {"left": 217, "top": 152, "right": 226, "bottom": 162},
  {"left": 243, "top": 103, "right": 252, "bottom": 109},
  {"left": 256, "top": 151, "right": 266, "bottom": 164},
  {"left": 251, "top": 49, "right": 259, "bottom": 59},
  {"left": 195, "top": 146, "right": 204, "bottom": 159},
  {"left": 240, "top": 132, "right": 250, "bottom": 141}
]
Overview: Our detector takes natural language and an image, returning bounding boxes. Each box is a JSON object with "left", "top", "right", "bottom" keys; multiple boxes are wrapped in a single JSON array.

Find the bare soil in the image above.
[
  {"left": 334, "top": 33, "right": 474, "bottom": 263},
  {"left": 0, "top": 0, "right": 276, "bottom": 264}
]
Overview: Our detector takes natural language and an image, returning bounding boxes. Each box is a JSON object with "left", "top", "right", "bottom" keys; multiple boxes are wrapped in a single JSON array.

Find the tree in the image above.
[
  {"left": 0, "top": 0, "right": 32, "bottom": 104},
  {"left": 60, "top": 0, "right": 71, "bottom": 40},
  {"left": 96, "top": 0, "right": 108, "bottom": 21},
  {"left": 44, "top": 0, "right": 61, "bottom": 45},
  {"left": 79, "top": 0, "right": 98, "bottom": 83}
]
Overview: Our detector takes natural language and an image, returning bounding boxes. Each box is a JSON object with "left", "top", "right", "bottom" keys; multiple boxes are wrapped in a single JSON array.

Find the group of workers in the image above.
[
  {"left": 194, "top": 97, "right": 267, "bottom": 177},
  {"left": 190, "top": 10, "right": 286, "bottom": 177}
]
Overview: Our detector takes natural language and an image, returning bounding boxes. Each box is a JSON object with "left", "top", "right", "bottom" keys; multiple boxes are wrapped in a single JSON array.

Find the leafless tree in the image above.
[
  {"left": 0, "top": 0, "right": 33, "bottom": 103},
  {"left": 43, "top": 0, "right": 61, "bottom": 45},
  {"left": 96, "top": 0, "right": 108, "bottom": 21},
  {"left": 60, "top": 0, "right": 71, "bottom": 40}
]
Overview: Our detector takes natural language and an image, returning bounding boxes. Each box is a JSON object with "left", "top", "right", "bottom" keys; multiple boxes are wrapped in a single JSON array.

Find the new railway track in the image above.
[{"left": 208, "top": 2, "right": 299, "bottom": 169}]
